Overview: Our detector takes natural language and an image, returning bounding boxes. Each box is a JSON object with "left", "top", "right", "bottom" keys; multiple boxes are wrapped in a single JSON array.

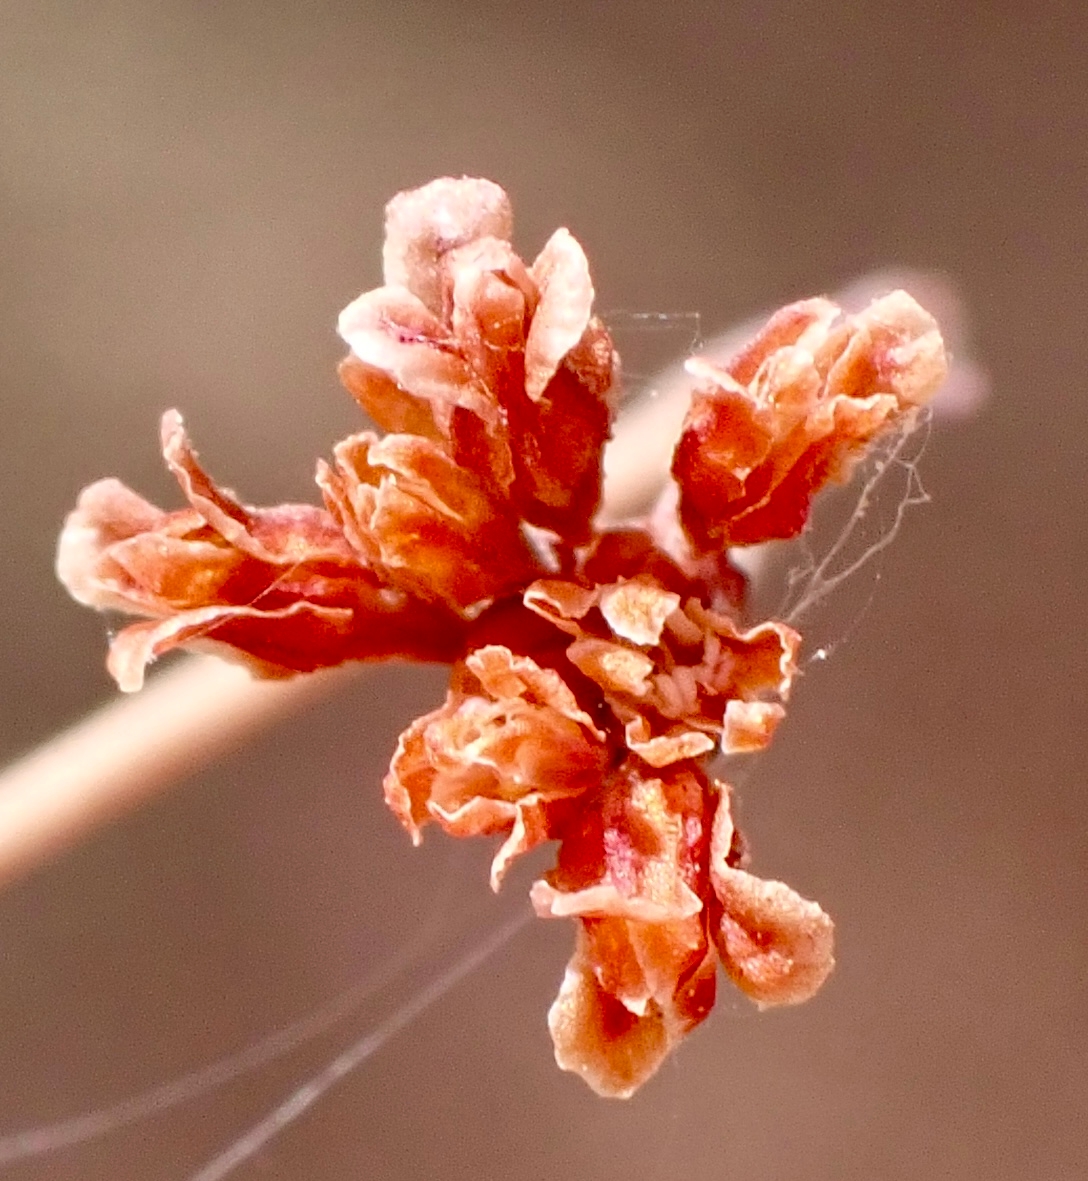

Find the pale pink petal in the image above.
[
  {"left": 598, "top": 580, "right": 681, "bottom": 646},
  {"left": 382, "top": 176, "right": 513, "bottom": 318},
  {"left": 56, "top": 479, "right": 169, "bottom": 612},
  {"left": 524, "top": 228, "right": 594, "bottom": 401},
  {"left": 721, "top": 700, "right": 786, "bottom": 754},
  {"left": 708, "top": 792, "right": 835, "bottom": 1006}
]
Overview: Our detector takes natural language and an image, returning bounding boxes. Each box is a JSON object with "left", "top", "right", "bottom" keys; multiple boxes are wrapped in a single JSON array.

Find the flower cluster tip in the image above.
[{"left": 57, "top": 176, "right": 947, "bottom": 1096}]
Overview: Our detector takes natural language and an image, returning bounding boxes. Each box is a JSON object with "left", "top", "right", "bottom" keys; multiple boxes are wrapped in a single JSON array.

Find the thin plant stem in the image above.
[{"left": 0, "top": 658, "right": 358, "bottom": 887}]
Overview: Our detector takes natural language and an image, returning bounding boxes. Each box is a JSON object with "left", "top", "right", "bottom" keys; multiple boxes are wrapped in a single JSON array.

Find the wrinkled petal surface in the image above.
[
  {"left": 57, "top": 413, "right": 462, "bottom": 688},
  {"left": 524, "top": 575, "right": 800, "bottom": 757},
  {"left": 384, "top": 646, "right": 608, "bottom": 888},
  {"left": 672, "top": 290, "right": 948, "bottom": 549},
  {"left": 317, "top": 431, "right": 539, "bottom": 616},
  {"left": 709, "top": 790, "right": 835, "bottom": 1006},
  {"left": 532, "top": 761, "right": 716, "bottom": 1096},
  {"left": 57, "top": 177, "right": 948, "bottom": 1099},
  {"left": 339, "top": 179, "right": 616, "bottom": 542}
]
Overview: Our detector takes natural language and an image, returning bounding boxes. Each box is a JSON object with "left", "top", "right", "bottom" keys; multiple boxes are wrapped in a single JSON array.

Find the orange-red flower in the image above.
[
  {"left": 57, "top": 411, "right": 463, "bottom": 690},
  {"left": 672, "top": 291, "right": 947, "bottom": 549},
  {"left": 57, "top": 176, "right": 947, "bottom": 1096},
  {"left": 337, "top": 176, "right": 616, "bottom": 545}
]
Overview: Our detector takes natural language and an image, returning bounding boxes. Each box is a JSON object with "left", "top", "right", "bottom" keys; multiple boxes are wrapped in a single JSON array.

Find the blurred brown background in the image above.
[{"left": 1, "top": 2, "right": 1085, "bottom": 1178}]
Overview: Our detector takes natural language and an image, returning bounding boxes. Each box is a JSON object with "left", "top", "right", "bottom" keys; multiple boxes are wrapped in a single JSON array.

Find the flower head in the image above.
[{"left": 57, "top": 177, "right": 947, "bottom": 1095}]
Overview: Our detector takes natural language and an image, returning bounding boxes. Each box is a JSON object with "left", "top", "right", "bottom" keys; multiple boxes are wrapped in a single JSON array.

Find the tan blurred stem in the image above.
[{"left": 0, "top": 659, "right": 359, "bottom": 888}]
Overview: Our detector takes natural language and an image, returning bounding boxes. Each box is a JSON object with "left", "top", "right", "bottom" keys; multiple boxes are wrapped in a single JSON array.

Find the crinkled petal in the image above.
[
  {"left": 105, "top": 602, "right": 354, "bottom": 691},
  {"left": 721, "top": 700, "right": 785, "bottom": 754},
  {"left": 160, "top": 411, "right": 353, "bottom": 564},
  {"left": 503, "top": 323, "right": 615, "bottom": 542},
  {"left": 337, "top": 286, "right": 517, "bottom": 497},
  {"left": 547, "top": 932, "right": 670, "bottom": 1099},
  {"left": 709, "top": 791, "right": 835, "bottom": 1006},
  {"left": 159, "top": 410, "right": 271, "bottom": 560},
  {"left": 345, "top": 179, "right": 616, "bottom": 543},
  {"left": 464, "top": 645, "right": 604, "bottom": 737},
  {"left": 525, "top": 577, "right": 799, "bottom": 740},
  {"left": 534, "top": 761, "right": 710, "bottom": 926},
  {"left": 382, "top": 176, "right": 513, "bottom": 319},
  {"left": 535, "top": 762, "right": 716, "bottom": 1097},
  {"left": 448, "top": 236, "right": 536, "bottom": 389},
  {"left": 567, "top": 638, "right": 655, "bottom": 699},
  {"left": 317, "top": 431, "right": 538, "bottom": 616},
  {"left": 673, "top": 291, "right": 947, "bottom": 549},
  {"left": 598, "top": 579, "right": 681, "bottom": 647},
  {"left": 522, "top": 579, "right": 599, "bottom": 634},
  {"left": 546, "top": 919, "right": 716, "bottom": 1099},
  {"left": 524, "top": 228, "right": 595, "bottom": 401},
  {"left": 623, "top": 716, "right": 715, "bottom": 767},
  {"left": 57, "top": 479, "right": 172, "bottom": 612},
  {"left": 59, "top": 416, "right": 465, "bottom": 689},
  {"left": 337, "top": 288, "right": 495, "bottom": 431},
  {"left": 382, "top": 646, "right": 609, "bottom": 882},
  {"left": 104, "top": 577, "right": 461, "bottom": 692}
]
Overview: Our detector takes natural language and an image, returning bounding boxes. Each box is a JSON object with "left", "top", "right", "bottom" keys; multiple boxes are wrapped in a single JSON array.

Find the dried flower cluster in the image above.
[{"left": 57, "top": 177, "right": 947, "bottom": 1097}]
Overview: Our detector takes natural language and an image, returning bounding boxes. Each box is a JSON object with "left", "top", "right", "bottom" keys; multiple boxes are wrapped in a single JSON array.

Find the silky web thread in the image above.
[
  {"left": 186, "top": 907, "right": 532, "bottom": 1181},
  {"left": 781, "top": 409, "right": 933, "bottom": 632},
  {"left": 0, "top": 841, "right": 477, "bottom": 1165},
  {"left": 605, "top": 309, "right": 704, "bottom": 389},
  {"left": 8, "top": 312, "right": 934, "bottom": 1177}
]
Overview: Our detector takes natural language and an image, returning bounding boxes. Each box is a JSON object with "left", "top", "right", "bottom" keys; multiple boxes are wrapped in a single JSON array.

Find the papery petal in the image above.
[
  {"left": 159, "top": 411, "right": 357, "bottom": 564},
  {"left": 673, "top": 291, "right": 947, "bottom": 550},
  {"left": 105, "top": 602, "right": 353, "bottom": 691},
  {"left": 535, "top": 761, "right": 717, "bottom": 1097},
  {"left": 522, "top": 579, "right": 599, "bottom": 635},
  {"left": 57, "top": 479, "right": 173, "bottom": 612},
  {"left": 437, "top": 789, "right": 580, "bottom": 892},
  {"left": 724, "top": 297, "right": 841, "bottom": 386},
  {"left": 337, "top": 288, "right": 496, "bottom": 432},
  {"left": 464, "top": 645, "right": 603, "bottom": 736},
  {"left": 709, "top": 791, "right": 835, "bottom": 1006},
  {"left": 547, "top": 930, "right": 669, "bottom": 1099},
  {"left": 721, "top": 700, "right": 785, "bottom": 754},
  {"left": 345, "top": 179, "right": 616, "bottom": 544},
  {"left": 59, "top": 414, "right": 464, "bottom": 690},
  {"left": 525, "top": 576, "right": 799, "bottom": 740},
  {"left": 567, "top": 638, "right": 655, "bottom": 699},
  {"left": 821, "top": 289, "right": 948, "bottom": 409},
  {"left": 533, "top": 761, "right": 709, "bottom": 926},
  {"left": 546, "top": 920, "right": 716, "bottom": 1099},
  {"left": 623, "top": 716, "right": 715, "bottom": 767},
  {"left": 382, "top": 176, "right": 513, "bottom": 319},
  {"left": 598, "top": 580, "right": 681, "bottom": 647},
  {"left": 503, "top": 322, "right": 615, "bottom": 542},
  {"left": 103, "top": 575, "right": 461, "bottom": 692},
  {"left": 337, "top": 286, "right": 517, "bottom": 497},
  {"left": 524, "top": 228, "right": 595, "bottom": 401},
  {"left": 448, "top": 236, "right": 536, "bottom": 388},
  {"left": 317, "top": 431, "right": 538, "bottom": 616},
  {"left": 159, "top": 410, "right": 271, "bottom": 560},
  {"left": 383, "top": 646, "right": 609, "bottom": 885}
]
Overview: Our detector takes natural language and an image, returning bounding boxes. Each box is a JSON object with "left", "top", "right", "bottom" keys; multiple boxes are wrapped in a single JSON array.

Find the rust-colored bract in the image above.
[{"left": 57, "top": 176, "right": 947, "bottom": 1096}]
